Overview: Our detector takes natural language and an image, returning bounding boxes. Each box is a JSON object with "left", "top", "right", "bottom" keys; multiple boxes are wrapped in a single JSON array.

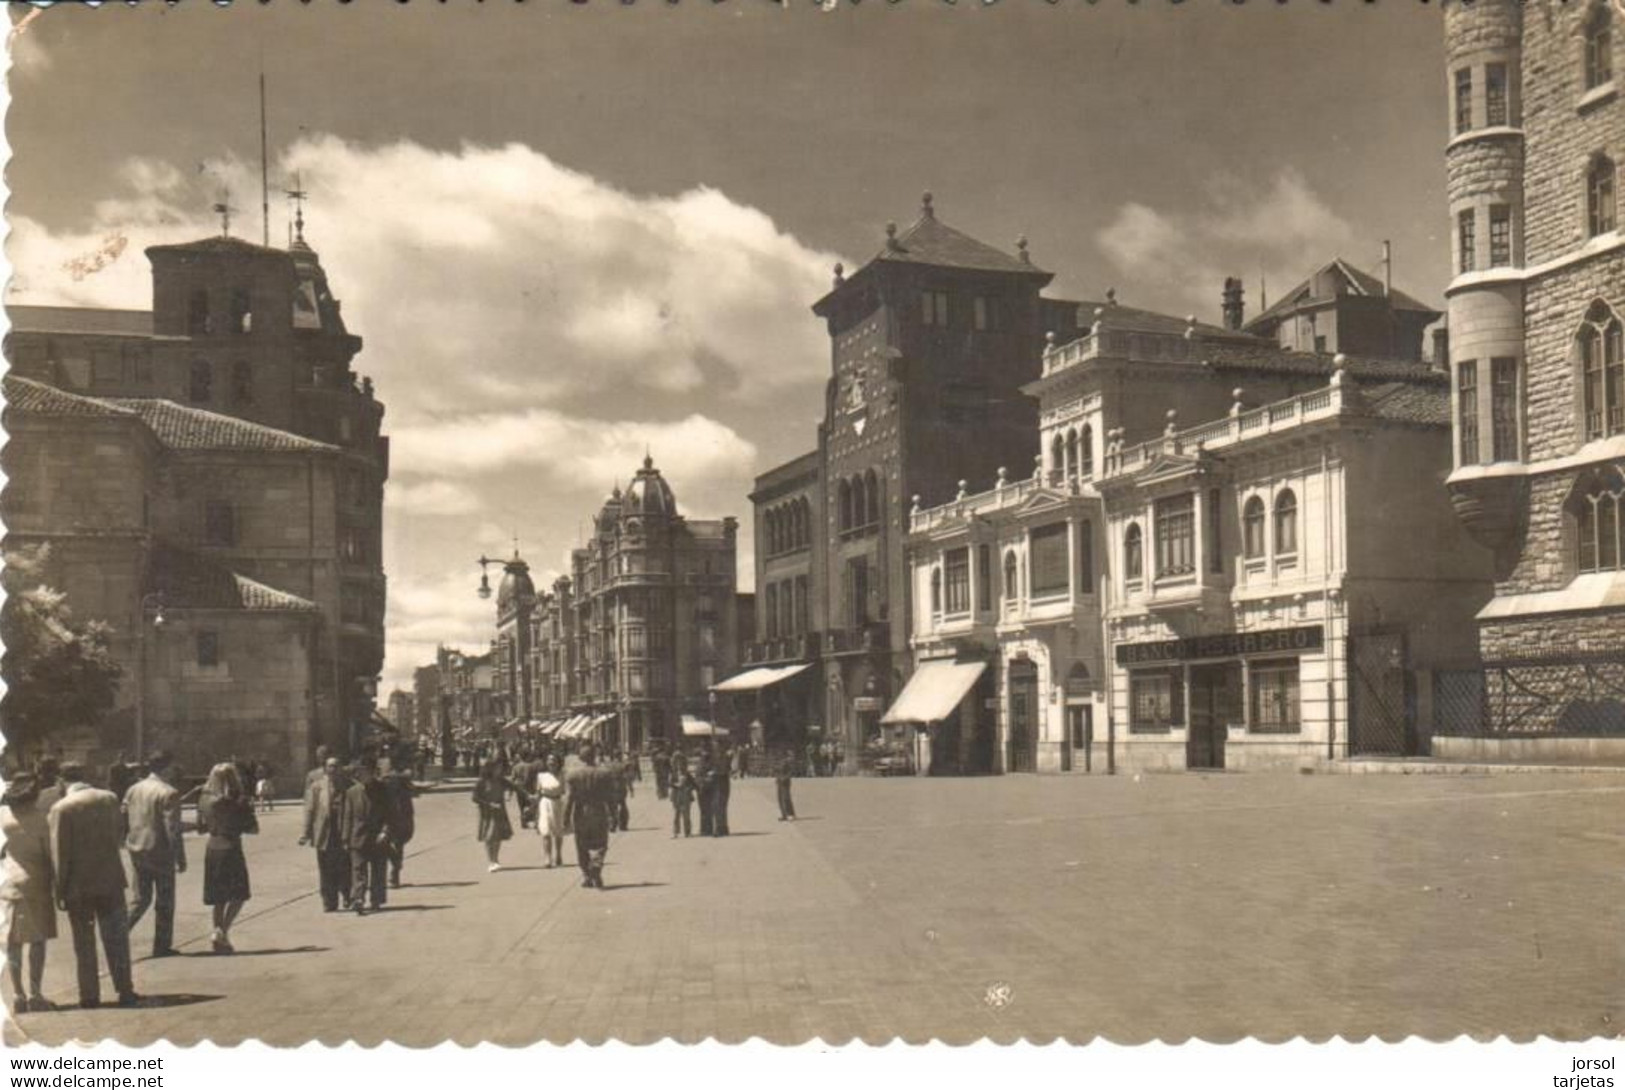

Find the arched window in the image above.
[
  {"left": 1065, "top": 428, "right": 1080, "bottom": 480},
  {"left": 1243, "top": 496, "right": 1267, "bottom": 559},
  {"left": 1581, "top": 300, "right": 1624, "bottom": 440},
  {"left": 850, "top": 475, "right": 867, "bottom": 531},
  {"left": 1003, "top": 550, "right": 1019, "bottom": 602},
  {"left": 1123, "top": 523, "right": 1143, "bottom": 583},
  {"left": 865, "top": 469, "right": 880, "bottom": 527},
  {"left": 1585, "top": 4, "right": 1614, "bottom": 92},
  {"left": 1079, "top": 425, "right": 1094, "bottom": 480},
  {"left": 1588, "top": 155, "right": 1617, "bottom": 239},
  {"left": 837, "top": 479, "right": 852, "bottom": 533},
  {"left": 1050, "top": 433, "right": 1065, "bottom": 483},
  {"left": 189, "top": 358, "right": 213, "bottom": 403},
  {"left": 229, "top": 288, "right": 253, "bottom": 335},
  {"left": 1572, "top": 466, "right": 1625, "bottom": 573},
  {"left": 1274, "top": 489, "right": 1299, "bottom": 556},
  {"left": 188, "top": 290, "right": 211, "bottom": 335},
  {"left": 930, "top": 567, "right": 943, "bottom": 615}
]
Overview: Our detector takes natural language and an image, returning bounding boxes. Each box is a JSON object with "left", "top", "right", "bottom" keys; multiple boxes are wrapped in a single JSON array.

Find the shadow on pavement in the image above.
[
  {"left": 401, "top": 881, "right": 477, "bottom": 889},
  {"left": 601, "top": 881, "right": 668, "bottom": 892},
  {"left": 195, "top": 946, "right": 330, "bottom": 958},
  {"left": 370, "top": 904, "right": 452, "bottom": 913}
]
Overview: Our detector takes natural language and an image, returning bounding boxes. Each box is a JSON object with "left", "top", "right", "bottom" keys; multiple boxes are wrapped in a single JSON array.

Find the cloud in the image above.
[
  {"left": 1095, "top": 169, "right": 1357, "bottom": 320},
  {"left": 390, "top": 409, "right": 756, "bottom": 491},
  {"left": 7, "top": 137, "right": 839, "bottom": 423},
  {"left": 386, "top": 479, "right": 482, "bottom": 517}
]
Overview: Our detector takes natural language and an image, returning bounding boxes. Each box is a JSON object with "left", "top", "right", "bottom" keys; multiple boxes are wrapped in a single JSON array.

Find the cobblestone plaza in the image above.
[{"left": 7, "top": 770, "right": 1621, "bottom": 1047}]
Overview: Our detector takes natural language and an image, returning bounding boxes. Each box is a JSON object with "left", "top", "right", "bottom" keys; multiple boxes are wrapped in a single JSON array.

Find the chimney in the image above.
[
  {"left": 1431, "top": 324, "right": 1450, "bottom": 371},
  {"left": 1221, "top": 276, "right": 1245, "bottom": 331}
]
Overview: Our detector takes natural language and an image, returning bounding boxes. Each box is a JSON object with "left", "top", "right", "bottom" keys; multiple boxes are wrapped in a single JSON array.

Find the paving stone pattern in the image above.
[{"left": 6, "top": 771, "right": 1623, "bottom": 1046}]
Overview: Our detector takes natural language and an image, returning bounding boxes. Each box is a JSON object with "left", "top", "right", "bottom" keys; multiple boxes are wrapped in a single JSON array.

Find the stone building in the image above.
[
  {"left": 3, "top": 222, "right": 388, "bottom": 766},
  {"left": 1441, "top": 0, "right": 1625, "bottom": 757},
  {"left": 737, "top": 195, "right": 1091, "bottom": 767},
  {"left": 562, "top": 456, "right": 744, "bottom": 750},
  {"left": 385, "top": 689, "right": 416, "bottom": 737},
  {"left": 903, "top": 278, "right": 1492, "bottom": 773},
  {"left": 412, "top": 663, "right": 442, "bottom": 748},
  {"left": 2, "top": 374, "right": 332, "bottom": 774}
]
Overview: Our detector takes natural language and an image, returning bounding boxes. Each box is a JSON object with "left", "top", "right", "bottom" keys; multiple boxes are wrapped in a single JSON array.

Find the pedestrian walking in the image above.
[
  {"left": 774, "top": 752, "right": 797, "bottom": 822},
  {"left": 200, "top": 764, "right": 257, "bottom": 954},
  {"left": 669, "top": 755, "right": 694, "bottom": 839},
  {"left": 736, "top": 742, "right": 750, "bottom": 780},
  {"left": 473, "top": 759, "right": 514, "bottom": 873},
  {"left": 303, "top": 746, "right": 331, "bottom": 797},
  {"left": 695, "top": 752, "right": 717, "bottom": 837},
  {"left": 46, "top": 765, "right": 138, "bottom": 1009},
  {"left": 343, "top": 762, "right": 390, "bottom": 915},
  {"left": 511, "top": 746, "right": 538, "bottom": 830},
  {"left": 121, "top": 751, "right": 185, "bottom": 959},
  {"left": 562, "top": 744, "right": 618, "bottom": 889},
  {"left": 104, "top": 753, "right": 137, "bottom": 804},
  {"left": 1, "top": 773, "right": 59, "bottom": 1013},
  {"left": 652, "top": 746, "right": 671, "bottom": 802},
  {"left": 380, "top": 754, "right": 416, "bottom": 888},
  {"left": 713, "top": 745, "right": 732, "bottom": 837},
  {"left": 610, "top": 753, "right": 631, "bottom": 833},
  {"left": 534, "top": 753, "right": 566, "bottom": 868},
  {"left": 253, "top": 763, "right": 276, "bottom": 814},
  {"left": 299, "top": 756, "right": 349, "bottom": 912}
]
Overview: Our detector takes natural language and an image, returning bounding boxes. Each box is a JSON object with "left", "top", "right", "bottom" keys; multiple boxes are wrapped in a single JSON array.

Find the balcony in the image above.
[
  {"left": 827, "top": 622, "right": 890, "bottom": 656},
  {"left": 1101, "top": 380, "right": 1350, "bottom": 480},
  {"left": 1042, "top": 326, "right": 1199, "bottom": 377},
  {"left": 744, "top": 632, "right": 820, "bottom": 665}
]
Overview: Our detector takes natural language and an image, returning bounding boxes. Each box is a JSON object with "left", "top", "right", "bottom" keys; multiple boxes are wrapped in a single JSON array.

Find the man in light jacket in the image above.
[
  {"left": 48, "top": 765, "right": 139, "bottom": 1008},
  {"left": 122, "top": 750, "right": 185, "bottom": 959}
]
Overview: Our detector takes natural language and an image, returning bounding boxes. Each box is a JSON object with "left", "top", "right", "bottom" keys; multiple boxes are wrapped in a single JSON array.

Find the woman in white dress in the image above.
[
  {"left": 1, "top": 773, "right": 58, "bottom": 1013},
  {"left": 534, "top": 753, "right": 566, "bottom": 869}
]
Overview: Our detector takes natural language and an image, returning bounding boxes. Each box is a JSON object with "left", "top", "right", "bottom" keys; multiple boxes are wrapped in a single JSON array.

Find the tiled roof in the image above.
[
  {"left": 6, "top": 305, "right": 154, "bottom": 337},
  {"left": 148, "top": 543, "right": 318, "bottom": 612},
  {"left": 3, "top": 375, "right": 140, "bottom": 419},
  {"left": 1247, "top": 258, "right": 1439, "bottom": 329},
  {"left": 1360, "top": 381, "right": 1452, "bottom": 427},
  {"left": 104, "top": 398, "right": 339, "bottom": 454},
  {"left": 871, "top": 213, "right": 1047, "bottom": 277},
  {"left": 1202, "top": 342, "right": 1446, "bottom": 384}
]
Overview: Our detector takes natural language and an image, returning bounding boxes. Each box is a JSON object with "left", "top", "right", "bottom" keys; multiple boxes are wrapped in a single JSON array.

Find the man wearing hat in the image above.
[{"left": 122, "top": 750, "right": 185, "bottom": 958}]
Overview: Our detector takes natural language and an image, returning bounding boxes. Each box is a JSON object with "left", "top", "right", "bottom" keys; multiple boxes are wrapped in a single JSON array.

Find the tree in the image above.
[{"left": 1, "top": 544, "right": 124, "bottom": 760}]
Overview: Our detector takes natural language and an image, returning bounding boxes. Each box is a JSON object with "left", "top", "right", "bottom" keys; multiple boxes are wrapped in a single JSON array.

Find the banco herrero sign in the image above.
[{"left": 1114, "top": 625, "right": 1325, "bottom": 666}]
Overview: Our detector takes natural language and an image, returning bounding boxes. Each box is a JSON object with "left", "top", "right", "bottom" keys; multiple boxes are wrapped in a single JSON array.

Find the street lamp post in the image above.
[{"left": 134, "top": 593, "right": 166, "bottom": 761}]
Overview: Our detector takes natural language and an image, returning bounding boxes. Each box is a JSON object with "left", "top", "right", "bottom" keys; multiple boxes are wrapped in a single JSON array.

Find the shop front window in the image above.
[
  {"left": 1250, "top": 659, "right": 1301, "bottom": 733},
  {"left": 1130, "top": 670, "right": 1183, "bottom": 733}
]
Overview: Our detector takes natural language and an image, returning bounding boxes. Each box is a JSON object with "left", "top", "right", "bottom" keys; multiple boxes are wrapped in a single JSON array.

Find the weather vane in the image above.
[
  {"left": 285, "top": 171, "right": 308, "bottom": 244},
  {"left": 212, "top": 191, "right": 236, "bottom": 238}
]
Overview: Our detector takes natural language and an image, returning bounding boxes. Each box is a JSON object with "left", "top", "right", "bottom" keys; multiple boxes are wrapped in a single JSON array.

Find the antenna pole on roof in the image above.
[
  {"left": 1381, "top": 240, "right": 1393, "bottom": 298},
  {"left": 259, "top": 70, "right": 270, "bottom": 248},
  {"left": 1260, "top": 268, "right": 1267, "bottom": 312}
]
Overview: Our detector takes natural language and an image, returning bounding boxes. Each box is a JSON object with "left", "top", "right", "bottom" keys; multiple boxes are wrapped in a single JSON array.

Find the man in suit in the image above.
[
  {"left": 122, "top": 750, "right": 185, "bottom": 958},
  {"left": 299, "top": 755, "right": 350, "bottom": 912},
  {"left": 562, "top": 744, "right": 618, "bottom": 890},
  {"left": 379, "top": 750, "right": 417, "bottom": 889},
  {"left": 303, "top": 746, "right": 331, "bottom": 796},
  {"left": 342, "top": 761, "right": 389, "bottom": 915},
  {"left": 47, "top": 765, "right": 139, "bottom": 1009}
]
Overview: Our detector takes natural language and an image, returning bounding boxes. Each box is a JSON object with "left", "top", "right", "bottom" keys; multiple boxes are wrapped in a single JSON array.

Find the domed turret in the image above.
[
  {"left": 495, "top": 557, "right": 537, "bottom": 623},
  {"left": 624, "top": 454, "right": 678, "bottom": 519}
]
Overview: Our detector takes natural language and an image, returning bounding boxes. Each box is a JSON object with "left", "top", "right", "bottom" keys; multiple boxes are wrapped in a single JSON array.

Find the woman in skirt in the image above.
[
  {"left": 472, "top": 759, "right": 514, "bottom": 873},
  {"left": 201, "top": 763, "right": 258, "bottom": 954},
  {"left": 533, "top": 753, "right": 567, "bottom": 868},
  {"left": 0, "top": 772, "right": 57, "bottom": 1013}
]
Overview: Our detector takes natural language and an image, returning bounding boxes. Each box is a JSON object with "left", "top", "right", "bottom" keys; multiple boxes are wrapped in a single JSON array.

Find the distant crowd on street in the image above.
[{"left": 0, "top": 728, "right": 818, "bottom": 1015}]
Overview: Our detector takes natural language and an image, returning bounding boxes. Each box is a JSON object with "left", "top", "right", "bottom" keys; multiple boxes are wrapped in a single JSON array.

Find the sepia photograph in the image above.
[{"left": 0, "top": 0, "right": 1620, "bottom": 1074}]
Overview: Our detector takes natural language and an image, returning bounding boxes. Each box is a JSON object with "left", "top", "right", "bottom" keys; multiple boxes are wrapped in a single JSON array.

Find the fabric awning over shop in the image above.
[
  {"left": 881, "top": 661, "right": 988, "bottom": 725},
  {"left": 710, "top": 663, "right": 812, "bottom": 693},
  {"left": 681, "top": 715, "right": 729, "bottom": 737}
]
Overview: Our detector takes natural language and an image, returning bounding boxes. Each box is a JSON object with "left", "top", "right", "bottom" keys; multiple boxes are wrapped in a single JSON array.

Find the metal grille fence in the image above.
[{"left": 1434, "top": 658, "right": 1625, "bottom": 737}]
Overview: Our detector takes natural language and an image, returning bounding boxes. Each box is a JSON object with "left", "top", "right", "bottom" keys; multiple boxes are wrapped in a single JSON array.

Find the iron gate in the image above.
[
  {"left": 1435, "top": 658, "right": 1625, "bottom": 737},
  {"left": 1349, "top": 631, "right": 1413, "bottom": 756}
]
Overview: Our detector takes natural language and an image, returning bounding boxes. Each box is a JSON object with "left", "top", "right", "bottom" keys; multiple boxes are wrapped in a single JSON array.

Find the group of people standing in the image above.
[
  {"left": 650, "top": 743, "right": 742, "bottom": 838},
  {"left": 0, "top": 750, "right": 261, "bottom": 1013},
  {"left": 299, "top": 745, "right": 419, "bottom": 915},
  {"left": 468, "top": 742, "right": 628, "bottom": 889}
]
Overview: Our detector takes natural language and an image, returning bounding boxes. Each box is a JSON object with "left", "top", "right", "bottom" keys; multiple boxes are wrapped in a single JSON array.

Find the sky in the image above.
[{"left": 4, "top": 2, "right": 1450, "bottom": 696}]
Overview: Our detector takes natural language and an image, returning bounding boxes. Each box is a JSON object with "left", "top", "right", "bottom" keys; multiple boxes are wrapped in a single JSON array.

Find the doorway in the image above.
[
  {"left": 1007, "top": 659, "right": 1038, "bottom": 773},
  {"left": 1187, "top": 663, "right": 1240, "bottom": 770},
  {"left": 1065, "top": 704, "right": 1093, "bottom": 772}
]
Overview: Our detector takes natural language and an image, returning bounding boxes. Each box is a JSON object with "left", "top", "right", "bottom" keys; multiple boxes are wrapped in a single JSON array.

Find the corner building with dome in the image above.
[{"left": 552, "top": 456, "right": 747, "bottom": 751}]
